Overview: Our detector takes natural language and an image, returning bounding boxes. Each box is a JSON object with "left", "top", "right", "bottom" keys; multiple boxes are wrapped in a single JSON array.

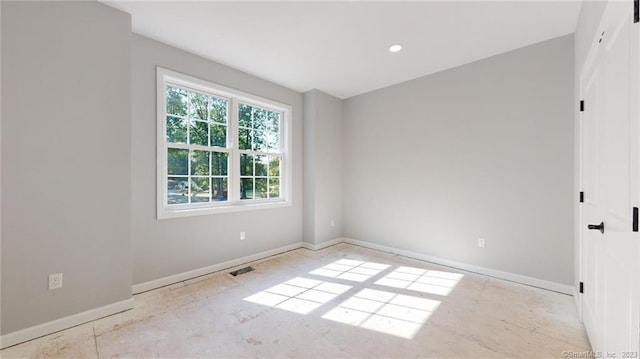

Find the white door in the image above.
[
  {"left": 580, "top": 41, "right": 603, "bottom": 351},
  {"left": 580, "top": 0, "right": 640, "bottom": 355}
]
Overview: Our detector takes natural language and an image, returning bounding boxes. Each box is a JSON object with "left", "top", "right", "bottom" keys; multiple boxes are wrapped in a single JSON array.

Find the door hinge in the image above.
[
  {"left": 633, "top": 207, "right": 638, "bottom": 232},
  {"left": 634, "top": 0, "right": 639, "bottom": 23},
  {"left": 579, "top": 282, "right": 584, "bottom": 294},
  {"left": 580, "top": 100, "right": 585, "bottom": 112},
  {"left": 580, "top": 191, "right": 584, "bottom": 203}
]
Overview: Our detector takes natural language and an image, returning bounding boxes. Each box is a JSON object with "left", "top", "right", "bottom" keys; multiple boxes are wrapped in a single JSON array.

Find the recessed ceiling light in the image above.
[{"left": 389, "top": 44, "right": 402, "bottom": 53}]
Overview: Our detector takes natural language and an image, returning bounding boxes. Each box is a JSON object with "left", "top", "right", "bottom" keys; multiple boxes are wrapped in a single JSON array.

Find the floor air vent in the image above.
[{"left": 229, "top": 266, "right": 255, "bottom": 276}]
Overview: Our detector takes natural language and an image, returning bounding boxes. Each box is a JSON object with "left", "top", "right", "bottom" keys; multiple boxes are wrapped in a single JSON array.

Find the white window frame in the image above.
[{"left": 157, "top": 67, "right": 292, "bottom": 219}]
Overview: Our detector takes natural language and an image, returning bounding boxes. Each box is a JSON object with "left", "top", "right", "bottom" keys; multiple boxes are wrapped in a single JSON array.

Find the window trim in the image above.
[{"left": 156, "top": 67, "right": 292, "bottom": 219}]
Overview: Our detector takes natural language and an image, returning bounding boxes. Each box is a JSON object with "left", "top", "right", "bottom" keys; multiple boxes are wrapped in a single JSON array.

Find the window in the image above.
[{"left": 157, "top": 68, "right": 291, "bottom": 218}]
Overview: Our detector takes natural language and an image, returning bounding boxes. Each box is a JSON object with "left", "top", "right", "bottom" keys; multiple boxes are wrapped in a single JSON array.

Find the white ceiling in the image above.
[{"left": 104, "top": 1, "right": 582, "bottom": 99}]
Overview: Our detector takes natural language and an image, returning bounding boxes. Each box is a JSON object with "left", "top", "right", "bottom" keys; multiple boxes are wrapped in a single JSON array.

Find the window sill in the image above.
[{"left": 157, "top": 200, "right": 291, "bottom": 219}]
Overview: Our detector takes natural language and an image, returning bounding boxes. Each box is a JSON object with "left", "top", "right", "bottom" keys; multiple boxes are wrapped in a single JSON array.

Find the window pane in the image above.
[
  {"left": 166, "top": 86, "right": 187, "bottom": 116},
  {"left": 241, "top": 178, "right": 254, "bottom": 199},
  {"left": 269, "top": 157, "right": 280, "bottom": 177},
  {"left": 269, "top": 178, "right": 280, "bottom": 198},
  {"left": 188, "top": 92, "right": 208, "bottom": 121},
  {"left": 209, "top": 97, "right": 228, "bottom": 124},
  {"left": 211, "top": 177, "right": 228, "bottom": 202},
  {"left": 253, "top": 108, "right": 267, "bottom": 130},
  {"left": 168, "top": 148, "right": 188, "bottom": 175},
  {"left": 190, "top": 178, "right": 210, "bottom": 203},
  {"left": 255, "top": 178, "right": 268, "bottom": 199},
  {"left": 166, "top": 116, "right": 187, "bottom": 143},
  {"left": 239, "top": 128, "right": 252, "bottom": 150},
  {"left": 210, "top": 124, "right": 226, "bottom": 147},
  {"left": 253, "top": 130, "right": 268, "bottom": 151},
  {"left": 191, "top": 150, "right": 210, "bottom": 176},
  {"left": 168, "top": 177, "right": 189, "bottom": 204},
  {"left": 239, "top": 103, "right": 252, "bottom": 128},
  {"left": 255, "top": 155, "right": 267, "bottom": 176},
  {"left": 268, "top": 111, "right": 280, "bottom": 134},
  {"left": 241, "top": 154, "right": 253, "bottom": 176},
  {"left": 212, "top": 152, "right": 228, "bottom": 176},
  {"left": 266, "top": 131, "right": 279, "bottom": 152},
  {"left": 189, "top": 120, "right": 209, "bottom": 146}
]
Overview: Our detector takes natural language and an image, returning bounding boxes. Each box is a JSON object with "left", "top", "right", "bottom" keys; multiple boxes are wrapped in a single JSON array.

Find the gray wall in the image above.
[
  {"left": 303, "top": 90, "right": 344, "bottom": 245},
  {"left": 131, "top": 35, "right": 303, "bottom": 286},
  {"left": 343, "top": 34, "right": 575, "bottom": 285},
  {"left": 1, "top": 1, "right": 133, "bottom": 334}
]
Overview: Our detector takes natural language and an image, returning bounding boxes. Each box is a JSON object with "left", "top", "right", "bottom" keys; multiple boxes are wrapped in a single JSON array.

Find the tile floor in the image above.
[{"left": 1, "top": 243, "right": 590, "bottom": 358}]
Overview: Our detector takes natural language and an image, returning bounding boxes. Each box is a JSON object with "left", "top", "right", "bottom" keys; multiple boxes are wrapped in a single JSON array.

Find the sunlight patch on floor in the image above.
[
  {"left": 322, "top": 288, "right": 441, "bottom": 339},
  {"left": 309, "top": 259, "right": 391, "bottom": 282},
  {"left": 243, "top": 277, "right": 352, "bottom": 315},
  {"left": 244, "top": 259, "right": 463, "bottom": 338},
  {"left": 375, "top": 266, "right": 464, "bottom": 296}
]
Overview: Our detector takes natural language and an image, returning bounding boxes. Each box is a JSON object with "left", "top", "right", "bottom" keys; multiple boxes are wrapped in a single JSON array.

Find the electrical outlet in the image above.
[
  {"left": 330, "top": 219, "right": 335, "bottom": 227},
  {"left": 240, "top": 232, "right": 246, "bottom": 240},
  {"left": 49, "top": 273, "right": 63, "bottom": 290},
  {"left": 478, "top": 238, "right": 486, "bottom": 248}
]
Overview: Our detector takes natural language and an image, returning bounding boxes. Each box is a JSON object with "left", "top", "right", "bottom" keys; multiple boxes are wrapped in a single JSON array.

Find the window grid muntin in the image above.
[
  {"left": 166, "top": 147, "right": 229, "bottom": 205},
  {"left": 165, "top": 83, "right": 231, "bottom": 206},
  {"left": 237, "top": 102, "right": 281, "bottom": 153},
  {"left": 167, "top": 83, "right": 230, "bottom": 150},
  {"left": 239, "top": 152, "right": 281, "bottom": 200},
  {"left": 236, "top": 102, "right": 282, "bottom": 201}
]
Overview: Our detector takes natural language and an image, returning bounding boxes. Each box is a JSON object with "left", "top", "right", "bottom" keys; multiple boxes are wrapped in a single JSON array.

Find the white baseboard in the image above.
[
  {"left": 0, "top": 298, "right": 133, "bottom": 349},
  {"left": 132, "top": 241, "right": 305, "bottom": 294},
  {"left": 302, "top": 237, "right": 344, "bottom": 251},
  {"left": 343, "top": 237, "right": 575, "bottom": 295}
]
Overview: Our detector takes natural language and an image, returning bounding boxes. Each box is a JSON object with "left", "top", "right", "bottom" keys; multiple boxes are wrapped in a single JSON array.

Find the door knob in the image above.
[{"left": 587, "top": 222, "right": 605, "bottom": 234}]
